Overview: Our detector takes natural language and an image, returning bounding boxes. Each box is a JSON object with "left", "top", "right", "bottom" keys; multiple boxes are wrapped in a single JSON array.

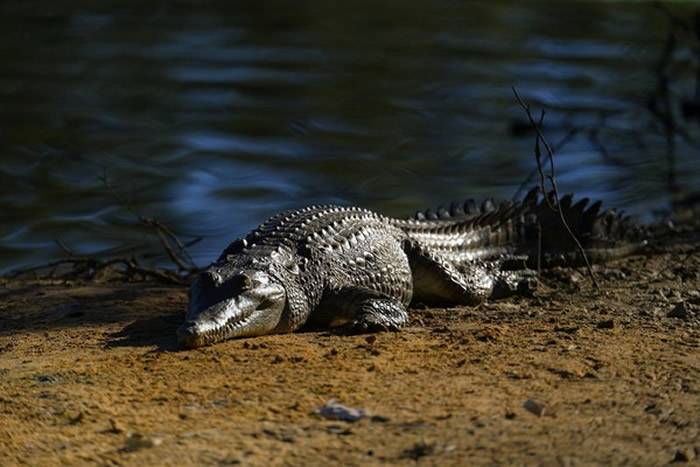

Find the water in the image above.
[{"left": 1, "top": 1, "right": 698, "bottom": 273}]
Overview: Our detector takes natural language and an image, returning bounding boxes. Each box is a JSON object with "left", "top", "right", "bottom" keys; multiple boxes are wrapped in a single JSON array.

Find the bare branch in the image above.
[
  {"left": 97, "top": 169, "right": 201, "bottom": 276},
  {"left": 512, "top": 87, "right": 600, "bottom": 289},
  {"left": 138, "top": 216, "right": 198, "bottom": 273},
  {"left": 8, "top": 256, "right": 190, "bottom": 285}
]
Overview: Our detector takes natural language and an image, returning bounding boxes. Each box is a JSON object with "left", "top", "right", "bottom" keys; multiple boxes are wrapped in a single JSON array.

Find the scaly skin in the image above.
[{"left": 177, "top": 188, "right": 647, "bottom": 348}]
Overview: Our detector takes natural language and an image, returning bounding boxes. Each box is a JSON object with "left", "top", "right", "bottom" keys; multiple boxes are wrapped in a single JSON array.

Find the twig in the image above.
[
  {"left": 97, "top": 169, "right": 201, "bottom": 275},
  {"left": 139, "top": 216, "right": 198, "bottom": 273},
  {"left": 54, "top": 239, "right": 75, "bottom": 256},
  {"left": 8, "top": 169, "right": 204, "bottom": 284},
  {"left": 512, "top": 126, "right": 579, "bottom": 200},
  {"left": 97, "top": 169, "right": 138, "bottom": 217},
  {"left": 512, "top": 87, "right": 600, "bottom": 288},
  {"left": 8, "top": 256, "right": 190, "bottom": 285}
]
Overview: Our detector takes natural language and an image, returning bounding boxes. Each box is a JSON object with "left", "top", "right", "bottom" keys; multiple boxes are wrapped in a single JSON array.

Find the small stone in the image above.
[
  {"left": 123, "top": 433, "right": 162, "bottom": 452},
  {"left": 505, "top": 410, "right": 516, "bottom": 420},
  {"left": 400, "top": 441, "right": 435, "bottom": 460},
  {"left": 568, "top": 271, "right": 584, "bottom": 284},
  {"left": 326, "top": 425, "right": 353, "bottom": 435},
  {"left": 523, "top": 399, "right": 545, "bottom": 416},
  {"left": 668, "top": 303, "right": 690, "bottom": 320},
  {"left": 671, "top": 449, "right": 691, "bottom": 463},
  {"left": 596, "top": 319, "right": 615, "bottom": 329},
  {"left": 601, "top": 268, "right": 626, "bottom": 280},
  {"left": 365, "top": 335, "right": 376, "bottom": 344},
  {"left": 35, "top": 373, "right": 61, "bottom": 384},
  {"left": 318, "top": 400, "right": 367, "bottom": 422}
]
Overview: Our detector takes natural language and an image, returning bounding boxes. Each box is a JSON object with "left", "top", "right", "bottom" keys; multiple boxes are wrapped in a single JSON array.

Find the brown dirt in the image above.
[{"left": 1, "top": 248, "right": 699, "bottom": 466}]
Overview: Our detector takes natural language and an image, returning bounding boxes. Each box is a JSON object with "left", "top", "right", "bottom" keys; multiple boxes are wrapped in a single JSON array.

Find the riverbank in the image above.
[{"left": 1, "top": 246, "right": 699, "bottom": 465}]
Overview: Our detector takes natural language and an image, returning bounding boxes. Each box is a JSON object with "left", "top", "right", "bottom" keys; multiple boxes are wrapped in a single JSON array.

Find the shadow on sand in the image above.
[
  {"left": 106, "top": 313, "right": 183, "bottom": 351},
  {"left": 0, "top": 282, "right": 187, "bottom": 351}
]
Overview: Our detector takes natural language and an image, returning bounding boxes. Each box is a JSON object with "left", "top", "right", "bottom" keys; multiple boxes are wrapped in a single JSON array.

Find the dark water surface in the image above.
[{"left": 1, "top": 1, "right": 698, "bottom": 272}]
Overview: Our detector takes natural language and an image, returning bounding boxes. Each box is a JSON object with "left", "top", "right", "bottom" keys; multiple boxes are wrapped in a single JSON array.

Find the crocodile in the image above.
[{"left": 177, "top": 188, "right": 646, "bottom": 348}]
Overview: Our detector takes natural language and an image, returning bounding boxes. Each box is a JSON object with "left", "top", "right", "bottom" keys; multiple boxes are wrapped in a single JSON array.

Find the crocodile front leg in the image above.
[{"left": 311, "top": 286, "right": 409, "bottom": 333}]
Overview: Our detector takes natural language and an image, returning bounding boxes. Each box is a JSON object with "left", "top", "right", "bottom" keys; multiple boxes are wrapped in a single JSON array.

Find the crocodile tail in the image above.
[
  {"left": 525, "top": 188, "right": 648, "bottom": 265},
  {"left": 414, "top": 195, "right": 503, "bottom": 221},
  {"left": 398, "top": 188, "right": 541, "bottom": 262},
  {"left": 401, "top": 187, "right": 647, "bottom": 265}
]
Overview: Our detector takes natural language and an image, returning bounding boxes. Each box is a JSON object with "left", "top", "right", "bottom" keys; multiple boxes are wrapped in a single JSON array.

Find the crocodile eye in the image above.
[
  {"left": 224, "top": 238, "right": 248, "bottom": 256},
  {"left": 224, "top": 273, "right": 252, "bottom": 293},
  {"left": 199, "top": 271, "right": 223, "bottom": 289}
]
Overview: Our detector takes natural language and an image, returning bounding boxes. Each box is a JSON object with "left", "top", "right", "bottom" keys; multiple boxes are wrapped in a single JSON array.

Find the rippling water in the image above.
[{"left": 1, "top": 1, "right": 698, "bottom": 273}]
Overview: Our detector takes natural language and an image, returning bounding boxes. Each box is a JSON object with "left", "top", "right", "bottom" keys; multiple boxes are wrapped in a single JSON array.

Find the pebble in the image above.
[
  {"left": 523, "top": 399, "right": 545, "bottom": 416},
  {"left": 34, "top": 373, "right": 61, "bottom": 384},
  {"left": 568, "top": 271, "right": 584, "bottom": 284},
  {"left": 400, "top": 441, "right": 435, "bottom": 460},
  {"left": 318, "top": 400, "right": 368, "bottom": 422},
  {"left": 326, "top": 425, "right": 353, "bottom": 435},
  {"left": 671, "top": 449, "right": 692, "bottom": 463},
  {"left": 596, "top": 319, "right": 615, "bottom": 329},
  {"left": 123, "top": 433, "right": 162, "bottom": 452},
  {"left": 667, "top": 303, "right": 690, "bottom": 320},
  {"left": 601, "top": 268, "right": 626, "bottom": 280}
]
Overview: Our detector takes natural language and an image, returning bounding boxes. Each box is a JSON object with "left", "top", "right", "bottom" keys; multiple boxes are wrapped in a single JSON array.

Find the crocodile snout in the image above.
[{"left": 176, "top": 322, "right": 203, "bottom": 349}]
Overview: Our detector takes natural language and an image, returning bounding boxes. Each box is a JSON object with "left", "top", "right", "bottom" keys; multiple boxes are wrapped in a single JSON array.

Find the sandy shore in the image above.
[{"left": 1, "top": 247, "right": 699, "bottom": 466}]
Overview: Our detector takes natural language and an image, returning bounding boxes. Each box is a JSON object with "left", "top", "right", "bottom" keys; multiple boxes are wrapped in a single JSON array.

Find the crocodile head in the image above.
[{"left": 177, "top": 268, "right": 287, "bottom": 348}]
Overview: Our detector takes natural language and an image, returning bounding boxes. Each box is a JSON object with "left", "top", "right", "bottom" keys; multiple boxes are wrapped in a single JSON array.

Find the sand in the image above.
[{"left": 1, "top": 247, "right": 699, "bottom": 466}]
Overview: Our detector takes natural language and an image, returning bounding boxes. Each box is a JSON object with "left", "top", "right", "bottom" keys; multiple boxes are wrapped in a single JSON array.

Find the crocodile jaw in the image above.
[{"left": 177, "top": 281, "right": 286, "bottom": 348}]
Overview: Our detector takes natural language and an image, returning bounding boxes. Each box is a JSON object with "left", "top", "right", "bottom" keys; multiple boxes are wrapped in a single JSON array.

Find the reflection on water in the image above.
[{"left": 0, "top": 1, "right": 698, "bottom": 272}]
